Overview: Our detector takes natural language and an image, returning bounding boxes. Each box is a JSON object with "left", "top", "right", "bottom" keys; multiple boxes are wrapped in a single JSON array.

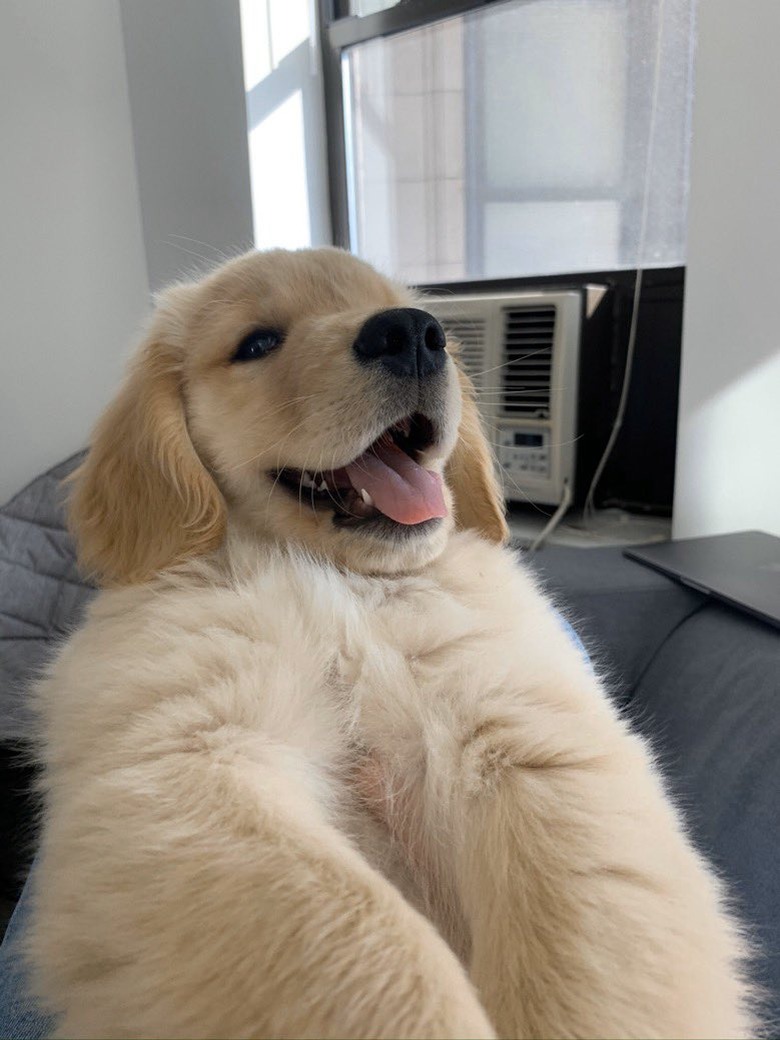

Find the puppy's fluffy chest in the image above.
[
  {"left": 44, "top": 531, "right": 544, "bottom": 835},
  {"left": 257, "top": 532, "right": 525, "bottom": 747},
  {"left": 39, "top": 530, "right": 597, "bottom": 969}
]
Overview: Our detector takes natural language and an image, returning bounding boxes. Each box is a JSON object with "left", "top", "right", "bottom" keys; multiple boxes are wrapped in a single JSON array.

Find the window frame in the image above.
[{"left": 317, "top": 0, "right": 518, "bottom": 249}]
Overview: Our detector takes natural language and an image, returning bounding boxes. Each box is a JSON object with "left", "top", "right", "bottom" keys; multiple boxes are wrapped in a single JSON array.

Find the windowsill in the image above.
[{"left": 508, "top": 504, "right": 671, "bottom": 550}]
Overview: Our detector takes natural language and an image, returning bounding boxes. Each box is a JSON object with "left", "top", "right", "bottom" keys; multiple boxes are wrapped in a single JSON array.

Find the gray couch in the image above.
[{"left": 2, "top": 456, "right": 779, "bottom": 1026}]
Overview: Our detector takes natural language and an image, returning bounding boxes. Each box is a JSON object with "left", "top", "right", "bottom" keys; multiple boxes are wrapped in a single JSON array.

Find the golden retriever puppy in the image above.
[{"left": 27, "top": 248, "right": 753, "bottom": 1039}]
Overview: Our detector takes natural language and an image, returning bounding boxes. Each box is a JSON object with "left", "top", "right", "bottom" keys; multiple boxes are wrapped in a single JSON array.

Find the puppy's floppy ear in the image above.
[
  {"left": 68, "top": 287, "right": 226, "bottom": 586},
  {"left": 445, "top": 365, "right": 509, "bottom": 545}
]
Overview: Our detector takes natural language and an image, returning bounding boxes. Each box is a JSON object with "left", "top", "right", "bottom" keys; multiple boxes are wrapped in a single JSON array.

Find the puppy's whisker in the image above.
[
  {"left": 472, "top": 387, "right": 569, "bottom": 396},
  {"left": 470, "top": 347, "right": 552, "bottom": 378},
  {"left": 166, "top": 235, "right": 234, "bottom": 263},
  {"left": 266, "top": 465, "right": 287, "bottom": 512},
  {"left": 493, "top": 461, "right": 549, "bottom": 514},
  {"left": 297, "top": 445, "right": 316, "bottom": 518},
  {"left": 267, "top": 407, "right": 330, "bottom": 466},
  {"left": 322, "top": 462, "right": 351, "bottom": 517},
  {"left": 164, "top": 240, "right": 221, "bottom": 270},
  {"left": 257, "top": 404, "right": 333, "bottom": 514},
  {"left": 226, "top": 396, "right": 320, "bottom": 475},
  {"left": 262, "top": 412, "right": 331, "bottom": 514},
  {"left": 310, "top": 447, "right": 326, "bottom": 516},
  {"left": 456, "top": 436, "right": 548, "bottom": 516},
  {"left": 545, "top": 433, "right": 583, "bottom": 450},
  {"left": 317, "top": 445, "right": 364, "bottom": 521},
  {"left": 316, "top": 447, "right": 358, "bottom": 521}
]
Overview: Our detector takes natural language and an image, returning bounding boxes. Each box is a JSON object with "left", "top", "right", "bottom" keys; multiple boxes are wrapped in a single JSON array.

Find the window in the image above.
[{"left": 324, "top": 0, "right": 696, "bottom": 283}]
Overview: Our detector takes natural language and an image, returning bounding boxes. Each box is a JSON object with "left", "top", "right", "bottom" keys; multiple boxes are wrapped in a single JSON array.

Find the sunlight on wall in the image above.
[
  {"left": 248, "top": 89, "right": 311, "bottom": 249},
  {"left": 240, "top": 0, "right": 321, "bottom": 250},
  {"left": 674, "top": 0, "right": 780, "bottom": 539},
  {"left": 240, "top": 0, "right": 271, "bottom": 90},
  {"left": 269, "top": 0, "right": 310, "bottom": 65}
]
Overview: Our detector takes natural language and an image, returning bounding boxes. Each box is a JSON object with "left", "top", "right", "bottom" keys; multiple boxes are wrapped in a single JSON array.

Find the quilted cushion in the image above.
[{"left": 0, "top": 454, "right": 95, "bottom": 743}]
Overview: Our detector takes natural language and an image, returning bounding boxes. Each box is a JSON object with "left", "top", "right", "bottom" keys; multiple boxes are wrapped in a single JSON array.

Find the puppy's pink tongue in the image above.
[{"left": 345, "top": 441, "right": 447, "bottom": 525}]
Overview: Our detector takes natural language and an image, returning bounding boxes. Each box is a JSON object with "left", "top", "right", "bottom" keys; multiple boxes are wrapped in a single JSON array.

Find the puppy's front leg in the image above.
[
  {"left": 447, "top": 640, "right": 755, "bottom": 1039},
  {"left": 453, "top": 702, "right": 753, "bottom": 1038},
  {"left": 364, "top": 615, "right": 754, "bottom": 1039},
  {"left": 30, "top": 737, "right": 494, "bottom": 1039}
]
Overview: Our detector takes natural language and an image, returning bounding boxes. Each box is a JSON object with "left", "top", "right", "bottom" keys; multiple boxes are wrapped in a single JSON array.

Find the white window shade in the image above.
[{"left": 343, "top": 0, "right": 696, "bottom": 283}]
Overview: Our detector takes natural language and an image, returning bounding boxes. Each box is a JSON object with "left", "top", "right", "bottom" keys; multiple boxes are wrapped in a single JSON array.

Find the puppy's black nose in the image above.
[{"left": 353, "top": 308, "right": 447, "bottom": 379}]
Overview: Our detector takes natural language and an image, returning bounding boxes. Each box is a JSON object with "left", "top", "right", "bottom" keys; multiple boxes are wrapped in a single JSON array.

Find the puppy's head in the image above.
[{"left": 70, "top": 248, "right": 508, "bottom": 584}]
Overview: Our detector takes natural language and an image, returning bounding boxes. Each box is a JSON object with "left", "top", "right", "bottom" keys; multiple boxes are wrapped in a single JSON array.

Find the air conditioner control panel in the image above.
[{"left": 497, "top": 426, "right": 550, "bottom": 480}]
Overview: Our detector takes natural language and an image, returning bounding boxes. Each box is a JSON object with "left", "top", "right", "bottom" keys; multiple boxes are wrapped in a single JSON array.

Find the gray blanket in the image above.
[{"left": 0, "top": 454, "right": 94, "bottom": 742}]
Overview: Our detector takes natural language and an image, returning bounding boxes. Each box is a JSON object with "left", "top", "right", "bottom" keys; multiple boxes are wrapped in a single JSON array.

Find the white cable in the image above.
[
  {"left": 583, "top": 0, "right": 667, "bottom": 523},
  {"left": 529, "top": 479, "right": 573, "bottom": 552},
  {"left": 582, "top": 266, "right": 644, "bottom": 521}
]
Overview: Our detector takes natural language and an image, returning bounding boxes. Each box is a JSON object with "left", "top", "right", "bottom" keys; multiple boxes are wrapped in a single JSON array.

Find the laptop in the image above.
[{"left": 624, "top": 530, "right": 780, "bottom": 630}]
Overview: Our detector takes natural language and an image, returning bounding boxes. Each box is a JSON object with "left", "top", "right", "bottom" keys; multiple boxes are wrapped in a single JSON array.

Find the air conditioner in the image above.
[{"left": 426, "top": 291, "right": 582, "bottom": 507}]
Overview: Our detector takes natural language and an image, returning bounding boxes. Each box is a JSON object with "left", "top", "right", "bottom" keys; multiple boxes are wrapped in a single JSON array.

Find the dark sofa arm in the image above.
[
  {"left": 529, "top": 544, "right": 705, "bottom": 703},
  {"left": 532, "top": 544, "right": 780, "bottom": 1025},
  {"left": 633, "top": 604, "right": 780, "bottom": 1024}
]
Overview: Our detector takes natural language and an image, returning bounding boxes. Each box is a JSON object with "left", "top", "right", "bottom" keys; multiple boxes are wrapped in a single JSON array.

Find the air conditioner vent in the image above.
[
  {"left": 443, "top": 317, "right": 487, "bottom": 388},
  {"left": 502, "top": 305, "right": 556, "bottom": 418},
  {"left": 422, "top": 289, "right": 580, "bottom": 508}
]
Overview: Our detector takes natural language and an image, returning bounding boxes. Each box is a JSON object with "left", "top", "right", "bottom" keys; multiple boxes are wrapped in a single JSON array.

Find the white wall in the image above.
[
  {"left": 0, "top": 0, "right": 150, "bottom": 504},
  {"left": 674, "top": 0, "right": 780, "bottom": 539},
  {"left": 0, "top": 0, "right": 256, "bottom": 503},
  {"left": 120, "top": 0, "right": 254, "bottom": 293}
]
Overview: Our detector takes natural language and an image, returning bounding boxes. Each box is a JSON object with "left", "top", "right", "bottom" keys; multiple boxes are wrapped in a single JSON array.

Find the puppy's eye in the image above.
[{"left": 231, "top": 328, "right": 283, "bottom": 362}]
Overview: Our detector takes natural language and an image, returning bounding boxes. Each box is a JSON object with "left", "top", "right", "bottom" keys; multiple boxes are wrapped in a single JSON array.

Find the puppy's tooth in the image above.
[
  {"left": 360, "top": 488, "right": 373, "bottom": 506},
  {"left": 318, "top": 479, "right": 328, "bottom": 492}
]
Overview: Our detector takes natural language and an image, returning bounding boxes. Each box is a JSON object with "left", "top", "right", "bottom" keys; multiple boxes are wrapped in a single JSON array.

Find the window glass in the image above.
[{"left": 343, "top": 0, "right": 696, "bottom": 282}]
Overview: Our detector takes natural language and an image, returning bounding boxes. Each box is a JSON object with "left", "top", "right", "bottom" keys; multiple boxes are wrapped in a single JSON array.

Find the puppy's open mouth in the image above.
[{"left": 270, "top": 413, "right": 446, "bottom": 531}]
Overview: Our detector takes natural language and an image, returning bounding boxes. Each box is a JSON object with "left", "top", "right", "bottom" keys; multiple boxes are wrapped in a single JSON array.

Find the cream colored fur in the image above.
[{"left": 28, "top": 248, "right": 754, "bottom": 1038}]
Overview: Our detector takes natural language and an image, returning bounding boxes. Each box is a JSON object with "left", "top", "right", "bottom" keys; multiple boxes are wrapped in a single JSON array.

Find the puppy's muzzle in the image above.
[{"left": 354, "top": 308, "right": 447, "bottom": 379}]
